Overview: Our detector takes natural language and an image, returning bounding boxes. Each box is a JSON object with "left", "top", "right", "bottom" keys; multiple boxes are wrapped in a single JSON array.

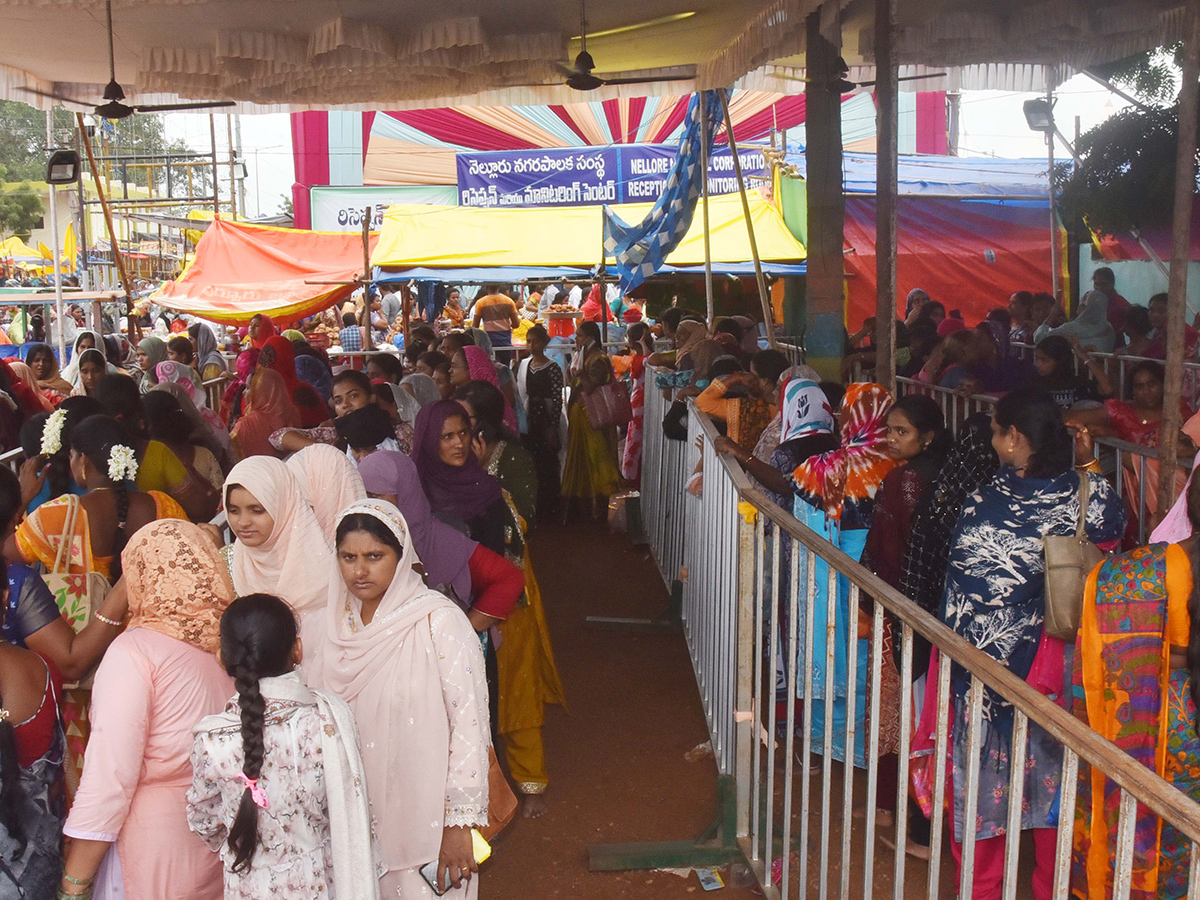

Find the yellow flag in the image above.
[
  {"left": 63, "top": 223, "right": 77, "bottom": 268},
  {"left": 37, "top": 241, "right": 53, "bottom": 260}
]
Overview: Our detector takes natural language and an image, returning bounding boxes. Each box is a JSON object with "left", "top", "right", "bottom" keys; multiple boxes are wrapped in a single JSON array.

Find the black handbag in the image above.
[{"left": 663, "top": 399, "right": 688, "bottom": 441}]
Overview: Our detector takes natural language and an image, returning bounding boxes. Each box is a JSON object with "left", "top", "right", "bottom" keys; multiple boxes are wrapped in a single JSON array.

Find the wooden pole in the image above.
[
  {"left": 1047, "top": 84, "right": 1061, "bottom": 301},
  {"left": 76, "top": 113, "right": 139, "bottom": 341},
  {"left": 718, "top": 90, "right": 777, "bottom": 348},
  {"left": 1157, "top": 9, "right": 1200, "bottom": 516},
  {"left": 361, "top": 206, "right": 375, "bottom": 351},
  {"left": 699, "top": 95, "right": 714, "bottom": 326},
  {"left": 873, "top": 0, "right": 898, "bottom": 394},
  {"left": 226, "top": 115, "right": 238, "bottom": 221},
  {"left": 804, "top": 9, "right": 846, "bottom": 380},
  {"left": 209, "top": 115, "right": 219, "bottom": 215}
]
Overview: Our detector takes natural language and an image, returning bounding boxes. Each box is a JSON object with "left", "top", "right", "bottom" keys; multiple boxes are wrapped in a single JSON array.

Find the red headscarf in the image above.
[
  {"left": 581, "top": 284, "right": 615, "bottom": 323},
  {"left": 259, "top": 335, "right": 327, "bottom": 427},
  {"left": 250, "top": 316, "right": 278, "bottom": 350}
]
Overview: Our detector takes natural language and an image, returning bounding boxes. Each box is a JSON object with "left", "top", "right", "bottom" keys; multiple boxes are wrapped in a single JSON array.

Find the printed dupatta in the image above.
[
  {"left": 791, "top": 382, "right": 896, "bottom": 529},
  {"left": 1072, "top": 543, "right": 1197, "bottom": 900}
]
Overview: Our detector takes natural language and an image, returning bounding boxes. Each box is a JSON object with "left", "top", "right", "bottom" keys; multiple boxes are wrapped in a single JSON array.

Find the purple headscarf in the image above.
[
  {"left": 411, "top": 399, "right": 503, "bottom": 522},
  {"left": 357, "top": 449, "right": 476, "bottom": 604}
]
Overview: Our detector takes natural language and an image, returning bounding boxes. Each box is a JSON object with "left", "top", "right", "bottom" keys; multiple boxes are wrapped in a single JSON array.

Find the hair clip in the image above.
[
  {"left": 0, "top": 708, "right": 9, "bottom": 723},
  {"left": 236, "top": 774, "right": 270, "bottom": 810}
]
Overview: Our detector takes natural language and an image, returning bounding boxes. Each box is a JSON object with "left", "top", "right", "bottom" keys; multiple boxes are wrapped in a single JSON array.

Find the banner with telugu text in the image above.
[{"left": 455, "top": 142, "right": 766, "bottom": 209}]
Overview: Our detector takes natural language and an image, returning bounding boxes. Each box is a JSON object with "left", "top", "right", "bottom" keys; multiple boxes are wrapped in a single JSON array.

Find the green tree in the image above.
[
  {"left": 1056, "top": 49, "right": 1196, "bottom": 236},
  {"left": 0, "top": 164, "right": 44, "bottom": 239},
  {"left": 0, "top": 100, "right": 212, "bottom": 197}
]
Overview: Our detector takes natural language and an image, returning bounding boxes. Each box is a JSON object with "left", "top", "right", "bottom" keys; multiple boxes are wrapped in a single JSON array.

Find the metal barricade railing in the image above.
[
  {"left": 640, "top": 373, "right": 688, "bottom": 588},
  {"left": 202, "top": 374, "right": 230, "bottom": 412},
  {"left": 1010, "top": 340, "right": 1200, "bottom": 404},
  {"left": 0, "top": 446, "right": 22, "bottom": 474},
  {"left": 895, "top": 376, "right": 999, "bottom": 433},
  {"left": 895, "top": 377, "right": 1188, "bottom": 545},
  {"left": 638, "top": 392, "right": 1200, "bottom": 900}
]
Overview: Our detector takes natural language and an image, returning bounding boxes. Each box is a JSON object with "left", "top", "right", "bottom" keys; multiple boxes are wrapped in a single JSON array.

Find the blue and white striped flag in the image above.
[{"left": 603, "top": 89, "right": 726, "bottom": 293}]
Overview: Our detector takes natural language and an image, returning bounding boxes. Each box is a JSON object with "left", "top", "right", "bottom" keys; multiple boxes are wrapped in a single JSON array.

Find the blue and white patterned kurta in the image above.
[{"left": 941, "top": 466, "right": 1125, "bottom": 841}]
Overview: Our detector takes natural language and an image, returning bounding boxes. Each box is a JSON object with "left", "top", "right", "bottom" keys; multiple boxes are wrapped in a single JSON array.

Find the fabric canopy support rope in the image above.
[
  {"left": 603, "top": 90, "right": 726, "bottom": 293},
  {"left": 153, "top": 217, "right": 375, "bottom": 325}
]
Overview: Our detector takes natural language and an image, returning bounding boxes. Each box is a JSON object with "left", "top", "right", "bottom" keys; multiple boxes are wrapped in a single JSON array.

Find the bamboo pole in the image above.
[
  {"left": 361, "top": 206, "right": 375, "bottom": 351},
  {"left": 718, "top": 90, "right": 777, "bottom": 349},
  {"left": 873, "top": 0, "right": 898, "bottom": 394},
  {"left": 699, "top": 96, "right": 714, "bottom": 326},
  {"left": 76, "top": 113, "right": 139, "bottom": 341},
  {"left": 1157, "top": 9, "right": 1200, "bottom": 516}
]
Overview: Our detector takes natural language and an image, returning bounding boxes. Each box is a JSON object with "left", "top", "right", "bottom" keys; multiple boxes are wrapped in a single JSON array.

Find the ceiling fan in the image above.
[
  {"left": 544, "top": 1, "right": 697, "bottom": 92},
  {"left": 18, "top": 0, "right": 235, "bottom": 119}
]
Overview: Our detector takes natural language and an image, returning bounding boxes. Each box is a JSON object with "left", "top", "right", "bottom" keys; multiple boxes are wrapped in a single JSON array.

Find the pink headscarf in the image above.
[
  {"left": 462, "top": 345, "right": 517, "bottom": 431},
  {"left": 285, "top": 444, "right": 367, "bottom": 542},
  {"left": 224, "top": 455, "right": 334, "bottom": 634},
  {"left": 311, "top": 500, "right": 490, "bottom": 886},
  {"left": 1150, "top": 410, "right": 1200, "bottom": 543},
  {"left": 937, "top": 317, "right": 967, "bottom": 337}
]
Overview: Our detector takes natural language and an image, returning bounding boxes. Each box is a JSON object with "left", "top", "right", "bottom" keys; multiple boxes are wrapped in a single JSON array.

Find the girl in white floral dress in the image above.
[{"left": 187, "top": 593, "right": 379, "bottom": 900}]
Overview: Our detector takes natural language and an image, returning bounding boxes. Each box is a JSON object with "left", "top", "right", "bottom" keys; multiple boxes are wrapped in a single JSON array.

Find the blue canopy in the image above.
[{"left": 783, "top": 150, "right": 1053, "bottom": 198}]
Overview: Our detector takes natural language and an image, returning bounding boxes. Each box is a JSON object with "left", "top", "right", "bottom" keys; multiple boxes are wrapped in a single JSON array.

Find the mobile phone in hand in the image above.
[{"left": 419, "top": 859, "right": 451, "bottom": 896}]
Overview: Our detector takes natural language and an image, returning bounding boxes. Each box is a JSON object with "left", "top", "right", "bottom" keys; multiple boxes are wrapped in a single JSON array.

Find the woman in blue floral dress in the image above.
[{"left": 941, "top": 388, "right": 1125, "bottom": 900}]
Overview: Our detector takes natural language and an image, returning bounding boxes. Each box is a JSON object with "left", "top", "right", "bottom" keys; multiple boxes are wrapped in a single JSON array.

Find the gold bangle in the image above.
[
  {"left": 93, "top": 612, "right": 123, "bottom": 627},
  {"left": 1076, "top": 459, "right": 1102, "bottom": 474}
]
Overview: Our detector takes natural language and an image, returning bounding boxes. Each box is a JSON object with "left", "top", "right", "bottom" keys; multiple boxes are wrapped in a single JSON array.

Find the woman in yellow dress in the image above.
[{"left": 561, "top": 321, "right": 621, "bottom": 520}]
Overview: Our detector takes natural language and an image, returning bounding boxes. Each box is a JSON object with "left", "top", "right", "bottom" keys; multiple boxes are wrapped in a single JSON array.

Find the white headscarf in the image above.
[
  {"left": 285, "top": 444, "right": 367, "bottom": 542},
  {"left": 311, "top": 500, "right": 490, "bottom": 883},
  {"left": 224, "top": 457, "right": 335, "bottom": 632}
]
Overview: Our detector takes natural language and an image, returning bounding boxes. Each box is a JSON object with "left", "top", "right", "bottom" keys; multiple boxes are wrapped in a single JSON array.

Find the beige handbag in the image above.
[{"left": 1043, "top": 472, "right": 1105, "bottom": 640}]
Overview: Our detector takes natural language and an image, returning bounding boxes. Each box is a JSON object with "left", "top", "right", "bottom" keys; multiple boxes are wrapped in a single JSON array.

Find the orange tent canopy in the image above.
[{"left": 153, "top": 217, "right": 375, "bottom": 325}]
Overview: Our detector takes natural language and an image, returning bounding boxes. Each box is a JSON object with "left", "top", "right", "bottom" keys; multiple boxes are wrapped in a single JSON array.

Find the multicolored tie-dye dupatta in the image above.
[
  {"left": 792, "top": 382, "right": 896, "bottom": 528},
  {"left": 1071, "top": 543, "right": 1200, "bottom": 900}
]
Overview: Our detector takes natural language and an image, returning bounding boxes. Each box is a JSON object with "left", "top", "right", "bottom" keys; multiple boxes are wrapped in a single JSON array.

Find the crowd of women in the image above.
[
  {"left": 653, "top": 280, "right": 1198, "bottom": 899},
  {"left": 0, "top": 312, "right": 575, "bottom": 900},
  {"left": 3, "top": 276, "right": 1200, "bottom": 900}
]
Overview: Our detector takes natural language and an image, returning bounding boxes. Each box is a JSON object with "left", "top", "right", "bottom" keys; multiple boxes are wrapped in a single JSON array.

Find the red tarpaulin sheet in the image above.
[
  {"left": 844, "top": 197, "right": 1062, "bottom": 328},
  {"left": 154, "top": 217, "right": 375, "bottom": 325}
]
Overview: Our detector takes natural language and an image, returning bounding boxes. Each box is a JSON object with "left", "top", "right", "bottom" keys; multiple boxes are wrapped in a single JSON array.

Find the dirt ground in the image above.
[
  {"left": 482, "top": 519, "right": 1036, "bottom": 900},
  {"left": 483, "top": 520, "right": 760, "bottom": 900}
]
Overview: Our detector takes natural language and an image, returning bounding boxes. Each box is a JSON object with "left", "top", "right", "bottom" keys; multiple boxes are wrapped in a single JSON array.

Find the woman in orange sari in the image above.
[{"left": 4, "top": 414, "right": 186, "bottom": 800}]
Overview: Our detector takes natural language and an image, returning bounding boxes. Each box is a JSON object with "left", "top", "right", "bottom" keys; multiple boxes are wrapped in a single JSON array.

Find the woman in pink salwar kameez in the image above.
[{"left": 57, "top": 520, "right": 235, "bottom": 900}]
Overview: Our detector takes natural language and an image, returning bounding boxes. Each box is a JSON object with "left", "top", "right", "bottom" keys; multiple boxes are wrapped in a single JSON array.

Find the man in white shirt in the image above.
[
  {"left": 539, "top": 282, "right": 560, "bottom": 316},
  {"left": 564, "top": 282, "right": 583, "bottom": 308}
]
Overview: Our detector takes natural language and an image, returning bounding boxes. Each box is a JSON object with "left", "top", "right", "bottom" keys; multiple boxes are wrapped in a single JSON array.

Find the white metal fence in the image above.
[
  {"left": 894, "top": 376, "right": 1189, "bottom": 545},
  {"left": 639, "top": 368, "right": 1200, "bottom": 899}
]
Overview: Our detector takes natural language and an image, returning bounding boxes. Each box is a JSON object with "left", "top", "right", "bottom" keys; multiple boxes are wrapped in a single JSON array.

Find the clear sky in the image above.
[{"left": 160, "top": 72, "right": 1132, "bottom": 218}]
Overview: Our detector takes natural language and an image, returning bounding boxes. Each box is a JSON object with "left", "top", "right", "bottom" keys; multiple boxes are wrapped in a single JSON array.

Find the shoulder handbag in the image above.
[
  {"left": 584, "top": 380, "right": 633, "bottom": 430},
  {"left": 1042, "top": 472, "right": 1105, "bottom": 641},
  {"left": 479, "top": 745, "right": 519, "bottom": 842},
  {"left": 43, "top": 495, "right": 111, "bottom": 689}
]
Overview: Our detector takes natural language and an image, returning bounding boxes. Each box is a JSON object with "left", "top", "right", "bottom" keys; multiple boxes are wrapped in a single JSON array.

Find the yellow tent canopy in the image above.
[
  {"left": 370, "top": 192, "right": 806, "bottom": 270},
  {"left": 0, "top": 236, "right": 44, "bottom": 264}
]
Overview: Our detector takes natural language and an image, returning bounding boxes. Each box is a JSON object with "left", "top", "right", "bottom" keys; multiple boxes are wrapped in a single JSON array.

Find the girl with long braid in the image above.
[{"left": 187, "top": 594, "right": 378, "bottom": 900}]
